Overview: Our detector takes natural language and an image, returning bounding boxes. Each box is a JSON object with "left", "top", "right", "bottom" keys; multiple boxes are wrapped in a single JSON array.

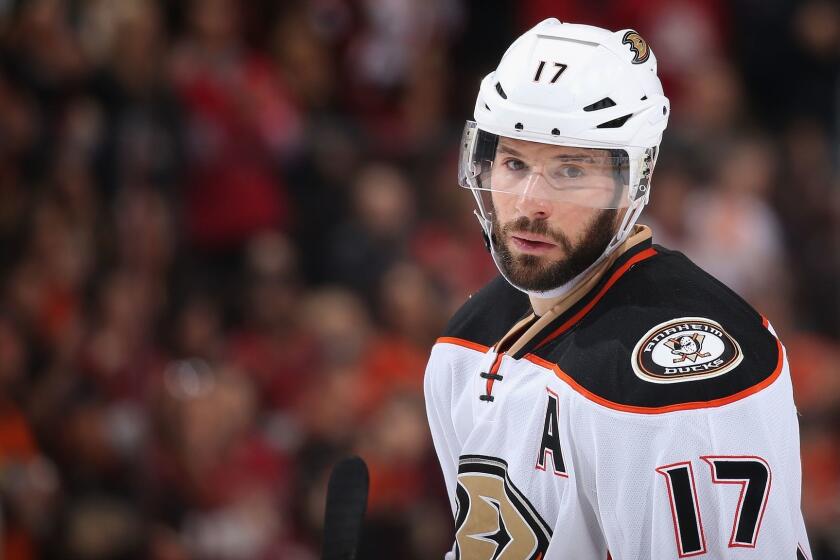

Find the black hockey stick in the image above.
[{"left": 321, "top": 456, "right": 369, "bottom": 560}]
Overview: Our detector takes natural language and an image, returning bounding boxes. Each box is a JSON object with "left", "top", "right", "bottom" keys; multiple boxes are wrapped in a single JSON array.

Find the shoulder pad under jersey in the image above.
[
  {"left": 528, "top": 246, "right": 782, "bottom": 412},
  {"left": 442, "top": 275, "right": 531, "bottom": 349}
]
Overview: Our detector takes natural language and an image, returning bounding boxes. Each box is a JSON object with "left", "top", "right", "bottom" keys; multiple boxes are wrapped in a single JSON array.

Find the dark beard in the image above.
[{"left": 493, "top": 209, "right": 618, "bottom": 292}]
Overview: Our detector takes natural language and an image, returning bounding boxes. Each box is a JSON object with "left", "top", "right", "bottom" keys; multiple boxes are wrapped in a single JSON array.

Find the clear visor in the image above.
[{"left": 458, "top": 121, "right": 633, "bottom": 209}]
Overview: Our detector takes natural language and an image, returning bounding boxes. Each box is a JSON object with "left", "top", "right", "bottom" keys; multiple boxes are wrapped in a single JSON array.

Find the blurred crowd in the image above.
[{"left": 0, "top": 0, "right": 837, "bottom": 559}]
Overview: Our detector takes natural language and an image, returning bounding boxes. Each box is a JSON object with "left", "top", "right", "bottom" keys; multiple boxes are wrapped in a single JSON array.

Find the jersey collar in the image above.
[{"left": 495, "top": 225, "right": 656, "bottom": 359}]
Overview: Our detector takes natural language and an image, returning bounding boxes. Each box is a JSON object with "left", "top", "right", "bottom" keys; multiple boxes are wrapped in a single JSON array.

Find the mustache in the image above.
[{"left": 502, "top": 217, "right": 572, "bottom": 252}]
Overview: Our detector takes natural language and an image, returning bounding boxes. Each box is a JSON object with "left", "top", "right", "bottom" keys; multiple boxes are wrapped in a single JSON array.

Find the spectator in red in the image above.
[
  {"left": 171, "top": 0, "right": 301, "bottom": 252},
  {"left": 226, "top": 232, "right": 319, "bottom": 412},
  {"left": 0, "top": 314, "right": 58, "bottom": 560}
]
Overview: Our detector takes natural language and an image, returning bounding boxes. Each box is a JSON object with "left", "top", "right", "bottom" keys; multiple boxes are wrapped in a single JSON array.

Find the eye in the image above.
[
  {"left": 503, "top": 158, "right": 527, "bottom": 172},
  {"left": 554, "top": 165, "right": 585, "bottom": 179}
]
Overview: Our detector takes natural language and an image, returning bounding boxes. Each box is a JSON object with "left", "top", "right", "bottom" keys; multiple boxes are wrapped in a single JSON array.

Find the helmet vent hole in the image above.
[
  {"left": 662, "top": 106, "right": 667, "bottom": 115},
  {"left": 596, "top": 114, "right": 633, "bottom": 129},
  {"left": 484, "top": 103, "right": 491, "bottom": 111},
  {"left": 583, "top": 97, "right": 616, "bottom": 112},
  {"left": 495, "top": 82, "right": 508, "bottom": 99},
  {"left": 551, "top": 128, "right": 560, "bottom": 135},
  {"left": 514, "top": 122, "right": 524, "bottom": 131},
  {"left": 640, "top": 95, "right": 648, "bottom": 101}
]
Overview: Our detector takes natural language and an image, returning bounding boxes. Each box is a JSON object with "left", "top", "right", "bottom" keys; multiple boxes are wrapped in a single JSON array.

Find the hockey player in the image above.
[{"left": 424, "top": 19, "right": 812, "bottom": 559}]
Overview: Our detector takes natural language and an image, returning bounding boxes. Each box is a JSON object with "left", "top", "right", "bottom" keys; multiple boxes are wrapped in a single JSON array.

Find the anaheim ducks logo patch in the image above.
[
  {"left": 622, "top": 30, "right": 650, "bottom": 64},
  {"left": 631, "top": 317, "right": 743, "bottom": 383},
  {"left": 454, "top": 455, "right": 551, "bottom": 559}
]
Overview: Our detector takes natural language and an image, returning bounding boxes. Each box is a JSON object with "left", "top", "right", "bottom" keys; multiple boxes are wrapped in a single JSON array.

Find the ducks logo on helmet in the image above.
[{"left": 622, "top": 30, "right": 650, "bottom": 64}]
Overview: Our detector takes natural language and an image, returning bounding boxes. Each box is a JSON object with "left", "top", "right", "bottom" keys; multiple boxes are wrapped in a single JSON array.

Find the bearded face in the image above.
[
  {"left": 485, "top": 138, "right": 625, "bottom": 293},
  {"left": 491, "top": 209, "right": 619, "bottom": 292}
]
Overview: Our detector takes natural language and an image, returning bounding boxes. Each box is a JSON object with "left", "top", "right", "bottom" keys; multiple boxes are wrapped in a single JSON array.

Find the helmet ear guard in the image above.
[{"left": 634, "top": 147, "right": 657, "bottom": 204}]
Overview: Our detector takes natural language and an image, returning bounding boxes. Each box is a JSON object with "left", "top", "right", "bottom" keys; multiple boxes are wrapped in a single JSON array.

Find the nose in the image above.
[{"left": 513, "top": 173, "right": 553, "bottom": 220}]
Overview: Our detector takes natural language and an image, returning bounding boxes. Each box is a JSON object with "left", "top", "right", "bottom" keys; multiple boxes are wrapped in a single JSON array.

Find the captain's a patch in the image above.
[{"left": 631, "top": 317, "right": 743, "bottom": 384}]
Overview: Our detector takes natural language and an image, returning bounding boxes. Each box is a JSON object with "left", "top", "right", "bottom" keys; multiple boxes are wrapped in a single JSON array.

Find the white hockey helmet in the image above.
[{"left": 459, "top": 18, "right": 670, "bottom": 297}]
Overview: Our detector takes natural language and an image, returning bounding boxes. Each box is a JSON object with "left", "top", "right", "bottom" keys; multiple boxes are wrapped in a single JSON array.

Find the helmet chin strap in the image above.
[{"left": 474, "top": 201, "right": 644, "bottom": 300}]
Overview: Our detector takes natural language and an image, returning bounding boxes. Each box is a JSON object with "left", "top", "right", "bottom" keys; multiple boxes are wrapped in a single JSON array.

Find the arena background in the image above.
[{"left": 0, "top": 0, "right": 837, "bottom": 558}]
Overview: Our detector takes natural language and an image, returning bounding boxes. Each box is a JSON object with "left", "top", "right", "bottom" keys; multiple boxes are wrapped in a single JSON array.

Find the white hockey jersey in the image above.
[{"left": 425, "top": 237, "right": 812, "bottom": 559}]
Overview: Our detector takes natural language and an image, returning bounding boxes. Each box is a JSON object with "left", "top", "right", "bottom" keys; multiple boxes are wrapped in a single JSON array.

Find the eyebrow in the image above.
[
  {"left": 498, "top": 144, "right": 598, "bottom": 163},
  {"left": 555, "top": 154, "right": 598, "bottom": 163},
  {"left": 497, "top": 144, "right": 523, "bottom": 157}
]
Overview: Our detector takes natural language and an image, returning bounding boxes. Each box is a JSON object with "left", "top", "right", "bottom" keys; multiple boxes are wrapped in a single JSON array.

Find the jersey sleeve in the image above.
[
  {"left": 424, "top": 343, "right": 461, "bottom": 518},
  {"left": 424, "top": 276, "right": 529, "bottom": 518},
  {"left": 579, "top": 351, "right": 812, "bottom": 559}
]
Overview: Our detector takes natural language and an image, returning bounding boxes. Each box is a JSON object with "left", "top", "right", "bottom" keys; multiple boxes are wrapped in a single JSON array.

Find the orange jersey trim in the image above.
[
  {"left": 436, "top": 336, "right": 490, "bottom": 354},
  {"left": 533, "top": 247, "right": 658, "bottom": 351},
  {"left": 485, "top": 352, "right": 505, "bottom": 396},
  {"left": 525, "top": 336, "right": 784, "bottom": 414},
  {"left": 435, "top": 336, "right": 501, "bottom": 397}
]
